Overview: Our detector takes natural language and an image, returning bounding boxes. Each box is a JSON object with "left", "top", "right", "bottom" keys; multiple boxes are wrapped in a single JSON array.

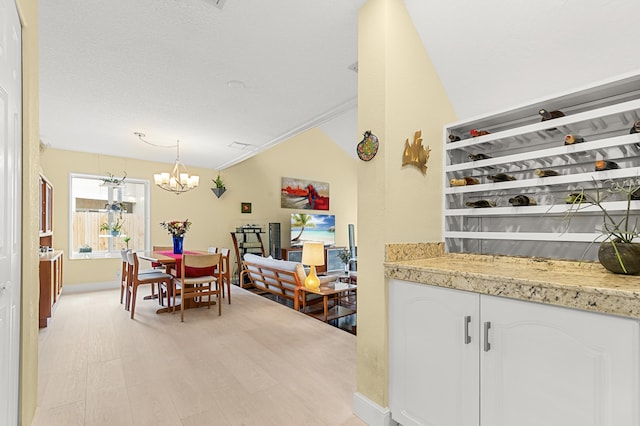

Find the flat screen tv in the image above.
[{"left": 290, "top": 213, "right": 335, "bottom": 247}]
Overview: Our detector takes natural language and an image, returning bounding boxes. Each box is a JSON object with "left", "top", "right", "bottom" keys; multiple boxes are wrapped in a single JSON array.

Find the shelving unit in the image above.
[
  {"left": 443, "top": 72, "right": 640, "bottom": 261},
  {"left": 230, "top": 226, "right": 265, "bottom": 286}
]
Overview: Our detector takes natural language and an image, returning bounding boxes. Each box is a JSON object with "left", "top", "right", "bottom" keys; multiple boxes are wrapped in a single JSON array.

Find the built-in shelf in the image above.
[{"left": 443, "top": 71, "right": 640, "bottom": 261}]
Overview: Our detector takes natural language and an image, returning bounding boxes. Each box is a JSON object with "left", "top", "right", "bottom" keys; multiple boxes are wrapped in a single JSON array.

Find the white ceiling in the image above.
[
  {"left": 39, "top": 0, "right": 365, "bottom": 170},
  {"left": 403, "top": 0, "right": 640, "bottom": 120},
  {"left": 39, "top": 0, "right": 640, "bottom": 171}
]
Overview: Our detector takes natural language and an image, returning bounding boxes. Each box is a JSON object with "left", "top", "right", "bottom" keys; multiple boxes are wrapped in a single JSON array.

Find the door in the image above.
[
  {"left": 481, "top": 295, "right": 640, "bottom": 426},
  {"left": 389, "top": 279, "right": 480, "bottom": 426},
  {"left": 0, "top": 0, "right": 22, "bottom": 424}
]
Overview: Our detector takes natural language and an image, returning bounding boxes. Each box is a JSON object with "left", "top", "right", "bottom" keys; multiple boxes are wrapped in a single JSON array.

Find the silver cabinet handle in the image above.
[
  {"left": 483, "top": 321, "right": 491, "bottom": 352},
  {"left": 464, "top": 315, "right": 471, "bottom": 344}
]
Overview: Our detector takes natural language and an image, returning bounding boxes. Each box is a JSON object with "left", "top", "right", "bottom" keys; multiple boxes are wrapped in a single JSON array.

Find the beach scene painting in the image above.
[
  {"left": 290, "top": 213, "right": 335, "bottom": 247},
  {"left": 281, "top": 177, "right": 330, "bottom": 210}
]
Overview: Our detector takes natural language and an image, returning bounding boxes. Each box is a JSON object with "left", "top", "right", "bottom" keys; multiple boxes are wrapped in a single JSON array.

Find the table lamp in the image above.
[{"left": 302, "top": 241, "right": 324, "bottom": 290}]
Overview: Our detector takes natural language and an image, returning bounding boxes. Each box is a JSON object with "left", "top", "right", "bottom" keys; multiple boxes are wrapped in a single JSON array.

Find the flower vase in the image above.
[{"left": 172, "top": 235, "right": 184, "bottom": 254}]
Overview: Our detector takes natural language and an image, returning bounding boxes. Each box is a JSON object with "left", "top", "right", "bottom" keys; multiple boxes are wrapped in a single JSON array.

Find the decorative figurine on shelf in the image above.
[
  {"left": 595, "top": 160, "right": 620, "bottom": 171},
  {"left": 539, "top": 108, "right": 565, "bottom": 131},
  {"left": 487, "top": 173, "right": 516, "bottom": 182},
  {"left": 401, "top": 130, "right": 431, "bottom": 175},
  {"left": 565, "top": 192, "right": 586, "bottom": 204},
  {"left": 470, "top": 129, "right": 490, "bottom": 137},
  {"left": 468, "top": 153, "right": 492, "bottom": 161},
  {"left": 357, "top": 130, "right": 379, "bottom": 161},
  {"left": 466, "top": 200, "right": 496, "bottom": 208},
  {"left": 534, "top": 169, "right": 560, "bottom": 177},
  {"left": 448, "top": 134, "right": 461, "bottom": 143},
  {"left": 450, "top": 176, "right": 480, "bottom": 186},
  {"left": 564, "top": 134, "right": 585, "bottom": 145},
  {"left": 630, "top": 121, "right": 640, "bottom": 134},
  {"left": 508, "top": 194, "right": 537, "bottom": 206},
  {"left": 538, "top": 108, "right": 565, "bottom": 121}
]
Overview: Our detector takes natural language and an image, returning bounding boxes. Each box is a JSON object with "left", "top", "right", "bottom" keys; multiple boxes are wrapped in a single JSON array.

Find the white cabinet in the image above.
[
  {"left": 389, "top": 280, "right": 479, "bottom": 426},
  {"left": 443, "top": 72, "right": 640, "bottom": 261},
  {"left": 389, "top": 279, "right": 640, "bottom": 426}
]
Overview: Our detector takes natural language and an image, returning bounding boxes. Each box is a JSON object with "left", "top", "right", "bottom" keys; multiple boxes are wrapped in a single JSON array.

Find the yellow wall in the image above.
[
  {"left": 356, "top": 0, "right": 456, "bottom": 407},
  {"left": 17, "top": 0, "right": 41, "bottom": 423},
  {"left": 40, "top": 127, "right": 358, "bottom": 285}
]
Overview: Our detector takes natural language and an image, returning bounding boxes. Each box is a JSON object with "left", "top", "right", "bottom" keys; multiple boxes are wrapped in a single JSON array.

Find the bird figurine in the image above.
[
  {"left": 508, "top": 194, "right": 537, "bottom": 206},
  {"left": 539, "top": 108, "right": 565, "bottom": 131},
  {"left": 566, "top": 193, "right": 586, "bottom": 204},
  {"left": 468, "top": 153, "right": 492, "bottom": 161},
  {"left": 466, "top": 200, "right": 496, "bottom": 208},
  {"left": 564, "top": 134, "right": 584, "bottom": 145},
  {"left": 487, "top": 173, "right": 516, "bottom": 182},
  {"left": 534, "top": 169, "right": 559, "bottom": 177},
  {"left": 470, "top": 129, "right": 490, "bottom": 137},
  {"left": 539, "top": 108, "right": 565, "bottom": 121},
  {"left": 595, "top": 160, "right": 619, "bottom": 171}
]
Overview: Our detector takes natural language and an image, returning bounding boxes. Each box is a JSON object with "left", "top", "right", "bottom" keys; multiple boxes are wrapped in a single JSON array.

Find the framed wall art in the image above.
[
  {"left": 280, "top": 177, "right": 330, "bottom": 210},
  {"left": 241, "top": 202, "right": 252, "bottom": 214}
]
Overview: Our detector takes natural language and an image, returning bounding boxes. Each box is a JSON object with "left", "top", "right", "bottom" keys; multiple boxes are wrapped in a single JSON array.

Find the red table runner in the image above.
[{"left": 157, "top": 250, "right": 217, "bottom": 278}]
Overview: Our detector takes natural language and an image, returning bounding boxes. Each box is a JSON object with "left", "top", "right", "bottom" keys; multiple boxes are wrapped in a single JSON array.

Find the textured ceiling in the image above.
[
  {"left": 39, "top": 0, "right": 365, "bottom": 170},
  {"left": 39, "top": 0, "right": 640, "bottom": 172}
]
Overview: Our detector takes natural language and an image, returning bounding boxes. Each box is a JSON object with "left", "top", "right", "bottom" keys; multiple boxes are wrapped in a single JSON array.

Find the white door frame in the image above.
[{"left": 0, "top": 0, "right": 23, "bottom": 424}]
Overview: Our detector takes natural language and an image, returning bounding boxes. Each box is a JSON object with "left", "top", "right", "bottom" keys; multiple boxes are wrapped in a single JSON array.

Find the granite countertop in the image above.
[{"left": 385, "top": 250, "right": 640, "bottom": 320}]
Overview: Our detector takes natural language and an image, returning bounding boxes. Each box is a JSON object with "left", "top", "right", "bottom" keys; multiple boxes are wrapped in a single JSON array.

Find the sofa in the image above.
[{"left": 241, "top": 253, "right": 326, "bottom": 310}]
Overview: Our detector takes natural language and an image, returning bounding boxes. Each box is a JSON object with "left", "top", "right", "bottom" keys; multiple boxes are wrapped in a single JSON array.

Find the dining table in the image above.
[{"left": 137, "top": 249, "right": 220, "bottom": 314}]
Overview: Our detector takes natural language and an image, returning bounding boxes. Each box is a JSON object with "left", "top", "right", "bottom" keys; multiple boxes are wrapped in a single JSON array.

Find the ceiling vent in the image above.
[
  {"left": 229, "top": 141, "right": 254, "bottom": 150},
  {"left": 206, "top": 0, "right": 227, "bottom": 10}
]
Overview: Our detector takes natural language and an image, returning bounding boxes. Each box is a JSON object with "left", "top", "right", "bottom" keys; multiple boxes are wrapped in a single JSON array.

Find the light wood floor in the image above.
[{"left": 33, "top": 285, "right": 365, "bottom": 426}]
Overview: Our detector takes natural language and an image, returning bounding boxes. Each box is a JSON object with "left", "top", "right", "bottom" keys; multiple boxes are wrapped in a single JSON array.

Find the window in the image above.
[{"left": 69, "top": 173, "right": 150, "bottom": 259}]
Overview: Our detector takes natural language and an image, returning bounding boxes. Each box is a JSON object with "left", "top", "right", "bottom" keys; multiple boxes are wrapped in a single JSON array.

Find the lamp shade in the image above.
[{"left": 302, "top": 241, "right": 324, "bottom": 266}]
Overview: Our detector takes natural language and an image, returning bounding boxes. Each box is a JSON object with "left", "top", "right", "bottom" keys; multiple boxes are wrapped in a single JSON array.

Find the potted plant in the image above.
[
  {"left": 337, "top": 248, "right": 352, "bottom": 274},
  {"left": 123, "top": 236, "right": 131, "bottom": 249},
  {"left": 100, "top": 171, "right": 127, "bottom": 186},
  {"left": 211, "top": 173, "right": 226, "bottom": 198},
  {"left": 100, "top": 217, "right": 124, "bottom": 237},
  {"left": 563, "top": 178, "right": 640, "bottom": 274}
]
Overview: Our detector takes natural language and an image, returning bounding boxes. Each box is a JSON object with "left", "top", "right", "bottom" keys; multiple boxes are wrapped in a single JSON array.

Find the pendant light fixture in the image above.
[{"left": 135, "top": 132, "right": 200, "bottom": 195}]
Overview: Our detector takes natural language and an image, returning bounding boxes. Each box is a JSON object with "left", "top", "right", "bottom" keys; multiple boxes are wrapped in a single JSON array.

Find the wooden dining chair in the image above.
[
  {"left": 218, "top": 248, "right": 232, "bottom": 304},
  {"left": 126, "top": 251, "right": 173, "bottom": 319},
  {"left": 173, "top": 253, "right": 222, "bottom": 322},
  {"left": 120, "top": 249, "right": 157, "bottom": 306},
  {"left": 152, "top": 245, "right": 173, "bottom": 304}
]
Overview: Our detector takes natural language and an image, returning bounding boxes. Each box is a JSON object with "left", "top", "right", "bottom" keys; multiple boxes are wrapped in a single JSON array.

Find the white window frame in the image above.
[{"left": 68, "top": 173, "right": 150, "bottom": 259}]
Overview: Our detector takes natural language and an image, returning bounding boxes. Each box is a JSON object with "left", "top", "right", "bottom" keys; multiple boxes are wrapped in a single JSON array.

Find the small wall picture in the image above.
[
  {"left": 241, "top": 202, "right": 252, "bottom": 214},
  {"left": 281, "top": 177, "right": 330, "bottom": 210}
]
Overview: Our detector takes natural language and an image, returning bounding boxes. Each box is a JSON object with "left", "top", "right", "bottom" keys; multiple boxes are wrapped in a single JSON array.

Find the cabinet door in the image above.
[
  {"left": 389, "top": 279, "right": 480, "bottom": 426},
  {"left": 481, "top": 295, "right": 640, "bottom": 426}
]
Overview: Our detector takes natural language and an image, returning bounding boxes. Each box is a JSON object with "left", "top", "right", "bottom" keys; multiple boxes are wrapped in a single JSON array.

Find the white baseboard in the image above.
[
  {"left": 352, "top": 392, "right": 398, "bottom": 426},
  {"left": 61, "top": 281, "right": 119, "bottom": 294}
]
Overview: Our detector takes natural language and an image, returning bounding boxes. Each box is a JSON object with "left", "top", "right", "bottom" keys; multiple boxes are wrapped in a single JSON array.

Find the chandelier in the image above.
[{"left": 135, "top": 132, "right": 200, "bottom": 195}]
